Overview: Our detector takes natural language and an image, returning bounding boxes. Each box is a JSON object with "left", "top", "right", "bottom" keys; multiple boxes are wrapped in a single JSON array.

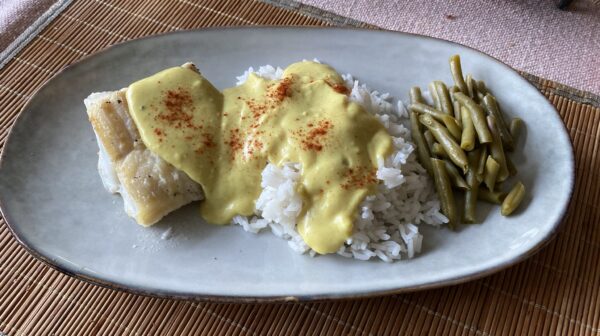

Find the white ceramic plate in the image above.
[{"left": 0, "top": 28, "right": 574, "bottom": 301}]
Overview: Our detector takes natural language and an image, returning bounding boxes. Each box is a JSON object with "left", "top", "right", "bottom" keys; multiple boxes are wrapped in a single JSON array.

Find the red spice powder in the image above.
[
  {"left": 332, "top": 83, "right": 349, "bottom": 95},
  {"left": 153, "top": 128, "right": 164, "bottom": 142},
  {"left": 299, "top": 119, "right": 333, "bottom": 152},
  {"left": 246, "top": 138, "right": 264, "bottom": 157},
  {"left": 268, "top": 77, "right": 293, "bottom": 102},
  {"left": 325, "top": 80, "right": 349, "bottom": 95},
  {"left": 195, "top": 132, "right": 215, "bottom": 155},
  {"left": 341, "top": 166, "right": 378, "bottom": 190},
  {"left": 245, "top": 99, "right": 267, "bottom": 120},
  {"left": 157, "top": 88, "right": 197, "bottom": 130},
  {"left": 224, "top": 128, "right": 243, "bottom": 158},
  {"left": 201, "top": 132, "right": 215, "bottom": 148}
]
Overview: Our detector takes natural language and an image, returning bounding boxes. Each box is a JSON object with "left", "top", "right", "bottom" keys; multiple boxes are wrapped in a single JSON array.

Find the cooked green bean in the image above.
[
  {"left": 487, "top": 116, "right": 510, "bottom": 181},
  {"left": 466, "top": 74, "right": 479, "bottom": 103},
  {"left": 484, "top": 156, "right": 500, "bottom": 191},
  {"left": 453, "top": 92, "right": 493, "bottom": 144},
  {"left": 482, "top": 94, "right": 514, "bottom": 151},
  {"left": 444, "top": 160, "right": 469, "bottom": 190},
  {"left": 464, "top": 152, "right": 481, "bottom": 223},
  {"left": 466, "top": 148, "right": 481, "bottom": 180},
  {"left": 470, "top": 76, "right": 480, "bottom": 103},
  {"left": 445, "top": 116, "right": 462, "bottom": 141},
  {"left": 466, "top": 146, "right": 487, "bottom": 183},
  {"left": 449, "top": 85, "right": 461, "bottom": 124},
  {"left": 453, "top": 100, "right": 462, "bottom": 126},
  {"left": 431, "top": 158, "right": 458, "bottom": 229},
  {"left": 501, "top": 181, "right": 526, "bottom": 216},
  {"left": 476, "top": 80, "right": 488, "bottom": 96},
  {"left": 466, "top": 74, "right": 474, "bottom": 97},
  {"left": 449, "top": 55, "right": 469, "bottom": 94},
  {"left": 506, "top": 155, "right": 517, "bottom": 176},
  {"left": 432, "top": 143, "right": 448, "bottom": 159},
  {"left": 409, "top": 111, "right": 433, "bottom": 175},
  {"left": 510, "top": 118, "right": 524, "bottom": 144},
  {"left": 428, "top": 82, "right": 441, "bottom": 111},
  {"left": 460, "top": 106, "right": 475, "bottom": 151},
  {"left": 424, "top": 130, "right": 436, "bottom": 152},
  {"left": 449, "top": 86, "right": 460, "bottom": 102},
  {"left": 478, "top": 189, "right": 507, "bottom": 204},
  {"left": 410, "top": 86, "right": 425, "bottom": 104},
  {"left": 419, "top": 114, "right": 469, "bottom": 172},
  {"left": 409, "top": 103, "right": 450, "bottom": 120},
  {"left": 479, "top": 151, "right": 488, "bottom": 184},
  {"left": 409, "top": 103, "right": 462, "bottom": 140},
  {"left": 464, "top": 171, "right": 480, "bottom": 223},
  {"left": 434, "top": 81, "right": 453, "bottom": 115}
]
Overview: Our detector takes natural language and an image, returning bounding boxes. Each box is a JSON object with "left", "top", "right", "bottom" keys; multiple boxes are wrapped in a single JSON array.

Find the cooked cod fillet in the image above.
[{"left": 85, "top": 75, "right": 203, "bottom": 226}]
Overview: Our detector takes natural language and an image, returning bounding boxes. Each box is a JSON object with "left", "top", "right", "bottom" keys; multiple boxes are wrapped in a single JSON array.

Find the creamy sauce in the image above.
[{"left": 127, "top": 62, "right": 392, "bottom": 253}]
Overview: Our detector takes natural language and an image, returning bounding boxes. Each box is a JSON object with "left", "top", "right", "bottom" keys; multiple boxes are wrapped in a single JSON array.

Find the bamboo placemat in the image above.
[{"left": 1, "top": 0, "right": 599, "bottom": 335}]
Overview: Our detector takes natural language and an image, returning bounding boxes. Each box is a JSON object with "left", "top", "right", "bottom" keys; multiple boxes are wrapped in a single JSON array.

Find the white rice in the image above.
[{"left": 232, "top": 62, "right": 447, "bottom": 262}]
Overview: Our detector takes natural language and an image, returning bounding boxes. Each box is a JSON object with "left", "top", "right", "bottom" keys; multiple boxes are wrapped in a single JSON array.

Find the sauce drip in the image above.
[{"left": 127, "top": 61, "right": 392, "bottom": 253}]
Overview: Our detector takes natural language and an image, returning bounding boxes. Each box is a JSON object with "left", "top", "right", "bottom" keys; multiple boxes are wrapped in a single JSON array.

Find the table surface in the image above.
[
  {"left": 294, "top": 0, "right": 600, "bottom": 95},
  {"left": 0, "top": 1, "right": 599, "bottom": 335}
]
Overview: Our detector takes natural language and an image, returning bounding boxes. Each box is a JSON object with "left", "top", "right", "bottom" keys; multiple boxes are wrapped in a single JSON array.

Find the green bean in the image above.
[
  {"left": 506, "top": 154, "right": 517, "bottom": 176},
  {"left": 478, "top": 189, "right": 507, "bottom": 204},
  {"left": 484, "top": 156, "right": 500, "bottom": 191},
  {"left": 434, "top": 81, "right": 453, "bottom": 115},
  {"left": 464, "top": 171, "right": 480, "bottom": 223},
  {"left": 501, "top": 181, "right": 526, "bottom": 216},
  {"left": 449, "top": 86, "right": 460, "bottom": 102},
  {"left": 453, "top": 100, "right": 462, "bottom": 127},
  {"left": 453, "top": 92, "right": 493, "bottom": 144},
  {"left": 466, "top": 148, "right": 482, "bottom": 181},
  {"left": 460, "top": 106, "right": 475, "bottom": 151},
  {"left": 449, "top": 86, "right": 462, "bottom": 125},
  {"left": 487, "top": 116, "right": 510, "bottom": 182},
  {"left": 409, "top": 111, "right": 433, "bottom": 175},
  {"left": 464, "top": 151, "right": 481, "bottom": 223},
  {"left": 476, "top": 146, "right": 488, "bottom": 182},
  {"left": 409, "top": 103, "right": 450, "bottom": 121},
  {"left": 410, "top": 86, "right": 425, "bottom": 104},
  {"left": 409, "top": 103, "right": 462, "bottom": 140},
  {"left": 471, "top": 76, "right": 480, "bottom": 103},
  {"left": 445, "top": 116, "right": 462, "bottom": 141},
  {"left": 476, "top": 80, "right": 488, "bottom": 96},
  {"left": 428, "top": 82, "right": 441, "bottom": 111},
  {"left": 466, "top": 74, "right": 479, "bottom": 103},
  {"left": 466, "top": 74, "right": 474, "bottom": 97},
  {"left": 419, "top": 114, "right": 469, "bottom": 172},
  {"left": 424, "top": 130, "right": 436, "bottom": 152},
  {"left": 444, "top": 160, "right": 469, "bottom": 190},
  {"left": 482, "top": 94, "right": 514, "bottom": 151},
  {"left": 449, "top": 55, "right": 469, "bottom": 95},
  {"left": 431, "top": 158, "right": 458, "bottom": 229},
  {"left": 510, "top": 118, "right": 524, "bottom": 144},
  {"left": 432, "top": 143, "right": 448, "bottom": 159}
]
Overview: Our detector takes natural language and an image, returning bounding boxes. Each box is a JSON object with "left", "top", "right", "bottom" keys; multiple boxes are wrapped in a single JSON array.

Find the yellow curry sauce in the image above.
[{"left": 126, "top": 61, "right": 392, "bottom": 253}]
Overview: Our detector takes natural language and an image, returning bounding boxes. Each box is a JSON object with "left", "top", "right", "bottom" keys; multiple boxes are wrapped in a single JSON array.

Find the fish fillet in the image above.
[{"left": 84, "top": 66, "right": 203, "bottom": 225}]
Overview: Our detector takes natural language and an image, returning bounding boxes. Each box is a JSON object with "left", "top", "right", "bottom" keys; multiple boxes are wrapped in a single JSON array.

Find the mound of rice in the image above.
[{"left": 232, "top": 62, "right": 447, "bottom": 262}]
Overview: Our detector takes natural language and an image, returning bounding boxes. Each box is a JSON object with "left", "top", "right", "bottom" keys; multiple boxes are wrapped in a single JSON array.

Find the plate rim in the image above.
[{"left": 0, "top": 26, "right": 575, "bottom": 302}]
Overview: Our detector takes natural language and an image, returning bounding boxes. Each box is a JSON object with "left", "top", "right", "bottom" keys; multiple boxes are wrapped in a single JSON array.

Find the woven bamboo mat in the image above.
[{"left": 1, "top": 0, "right": 599, "bottom": 335}]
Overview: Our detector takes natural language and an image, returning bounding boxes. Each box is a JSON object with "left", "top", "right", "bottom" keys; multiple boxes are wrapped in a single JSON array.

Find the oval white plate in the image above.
[{"left": 0, "top": 28, "right": 573, "bottom": 301}]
